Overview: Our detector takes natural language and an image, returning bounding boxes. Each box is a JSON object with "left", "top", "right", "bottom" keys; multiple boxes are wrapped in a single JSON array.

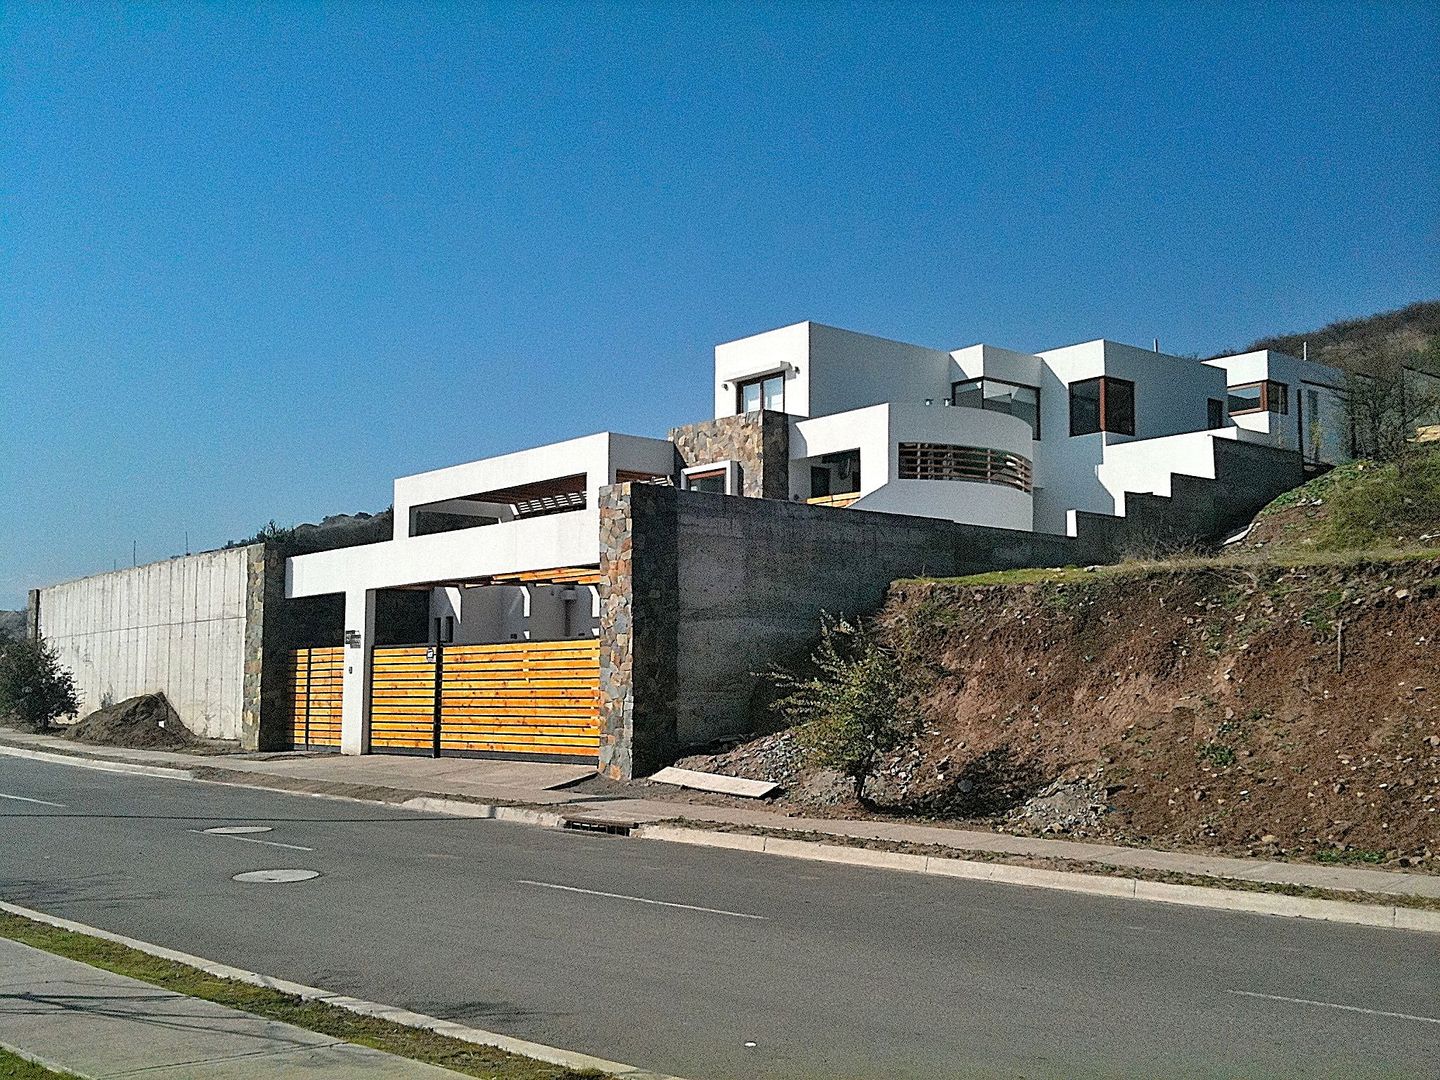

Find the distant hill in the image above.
[
  {"left": 223, "top": 509, "right": 394, "bottom": 556},
  {"left": 1226, "top": 299, "right": 1440, "bottom": 376},
  {"left": 0, "top": 609, "right": 26, "bottom": 640}
]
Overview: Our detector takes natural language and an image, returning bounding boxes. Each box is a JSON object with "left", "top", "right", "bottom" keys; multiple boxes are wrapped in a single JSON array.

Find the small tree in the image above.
[
  {"left": 0, "top": 636, "right": 79, "bottom": 732},
  {"left": 1342, "top": 343, "right": 1440, "bottom": 470},
  {"left": 769, "top": 615, "right": 914, "bottom": 804}
]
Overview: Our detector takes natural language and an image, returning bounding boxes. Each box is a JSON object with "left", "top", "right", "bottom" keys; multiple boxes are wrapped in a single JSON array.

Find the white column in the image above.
[{"left": 340, "top": 587, "right": 376, "bottom": 755}]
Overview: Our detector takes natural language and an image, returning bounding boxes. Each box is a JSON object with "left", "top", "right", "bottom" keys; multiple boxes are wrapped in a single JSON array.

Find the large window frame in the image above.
[
  {"left": 1069, "top": 376, "right": 1136, "bottom": 437},
  {"left": 1227, "top": 380, "right": 1289, "bottom": 416},
  {"left": 950, "top": 377, "right": 1041, "bottom": 438},
  {"left": 680, "top": 460, "right": 740, "bottom": 495},
  {"left": 736, "top": 372, "right": 785, "bottom": 415}
]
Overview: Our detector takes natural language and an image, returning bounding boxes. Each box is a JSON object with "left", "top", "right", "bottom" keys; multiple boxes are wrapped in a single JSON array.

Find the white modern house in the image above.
[
  {"left": 714, "top": 322, "right": 1348, "bottom": 535},
  {"left": 267, "top": 320, "right": 1347, "bottom": 769},
  {"left": 33, "top": 318, "right": 1349, "bottom": 775}
]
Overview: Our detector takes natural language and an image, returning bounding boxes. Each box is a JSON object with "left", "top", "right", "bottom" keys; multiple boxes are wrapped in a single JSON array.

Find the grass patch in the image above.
[
  {"left": 0, "top": 1048, "right": 83, "bottom": 1080},
  {"left": 1320, "top": 451, "right": 1440, "bottom": 550},
  {"left": 0, "top": 912, "right": 606, "bottom": 1080},
  {"left": 1315, "top": 847, "right": 1391, "bottom": 866},
  {"left": 901, "top": 545, "right": 1440, "bottom": 588}
]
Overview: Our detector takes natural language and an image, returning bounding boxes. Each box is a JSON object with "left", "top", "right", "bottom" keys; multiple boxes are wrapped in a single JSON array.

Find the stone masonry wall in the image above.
[
  {"left": 669, "top": 412, "right": 789, "bottom": 499},
  {"left": 598, "top": 484, "right": 680, "bottom": 779}
]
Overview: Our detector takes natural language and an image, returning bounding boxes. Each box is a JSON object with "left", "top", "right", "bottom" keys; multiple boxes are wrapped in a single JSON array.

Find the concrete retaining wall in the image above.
[{"left": 34, "top": 546, "right": 258, "bottom": 740}]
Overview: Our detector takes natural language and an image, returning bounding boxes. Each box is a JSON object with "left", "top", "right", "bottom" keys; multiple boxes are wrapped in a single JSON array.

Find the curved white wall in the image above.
[{"left": 791, "top": 402, "right": 1035, "bottom": 531}]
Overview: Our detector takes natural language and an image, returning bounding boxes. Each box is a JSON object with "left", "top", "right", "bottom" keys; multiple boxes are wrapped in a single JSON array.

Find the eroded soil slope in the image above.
[
  {"left": 691, "top": 557, "right": 1440, "bottom": 867},
  {"left": 877, "top": 558, "right": 1440, "bottom": 862}
]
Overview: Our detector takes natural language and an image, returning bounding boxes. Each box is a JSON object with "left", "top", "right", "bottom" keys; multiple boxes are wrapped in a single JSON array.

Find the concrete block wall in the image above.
[
  {"left": 34, "top": 546, "right": 258, "bottom": 740},
  {"left": 597, "top": 439, "right": 1307, "bottom": 777}
]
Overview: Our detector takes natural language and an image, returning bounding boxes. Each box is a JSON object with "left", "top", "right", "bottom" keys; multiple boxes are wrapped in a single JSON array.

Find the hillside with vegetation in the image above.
[{"left": 1220, "top": 298, "right": 1440, "bottom": 375}]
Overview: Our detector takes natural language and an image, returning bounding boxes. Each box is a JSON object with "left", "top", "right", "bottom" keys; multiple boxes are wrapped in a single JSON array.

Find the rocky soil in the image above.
[{"left": 684, "top": 557, "right": 1440, "bottom": 869}]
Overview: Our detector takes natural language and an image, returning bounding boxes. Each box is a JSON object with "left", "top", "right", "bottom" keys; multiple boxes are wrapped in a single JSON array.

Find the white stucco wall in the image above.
[
  {"left": 790, "top": 402, "right": 1035, "bottom": 530},
  {"left": 1204, "top": 349, "right": 1352, "bottom": 463},
  {"left": 35, "top": 547, "right": 252, "bottom": 739},
  {"left": 714, "top": 321, "right": 952, "bottom": 420},
  {"left": 393, "top": 432, "right": 674, "bottom": 541},
  {"left": 714, "top": 321, "right": 813, "bottom": 418}
]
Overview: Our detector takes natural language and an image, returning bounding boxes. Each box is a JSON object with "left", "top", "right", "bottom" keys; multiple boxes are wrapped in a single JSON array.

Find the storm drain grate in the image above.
[{"left": 562, "top": 817, "right": 634, "bottom": 836}]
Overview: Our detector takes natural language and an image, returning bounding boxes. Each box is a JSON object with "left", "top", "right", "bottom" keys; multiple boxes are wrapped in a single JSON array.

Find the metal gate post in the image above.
[
  {"left": 302, "top": 648, "right": 312, "bottom": 748},
  {"left": 431, "top": 644, "right": 444, "bottom": 758}
]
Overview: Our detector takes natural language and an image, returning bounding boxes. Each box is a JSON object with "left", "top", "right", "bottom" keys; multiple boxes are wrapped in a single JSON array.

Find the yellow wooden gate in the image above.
[
  {"left": 439, "top": 640, "right": 601, "bottom": 761},
  {"left": 289, "top": 647, "right": 343, "bottom": 750},
  {"left": 369, "top": 646, "right": 438, "bottom": 755},
  {"left": 366, "top": 640, "right": 600, "bottom": 762}
]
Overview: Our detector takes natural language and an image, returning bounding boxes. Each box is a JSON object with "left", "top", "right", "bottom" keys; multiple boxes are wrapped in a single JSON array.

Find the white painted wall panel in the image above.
[{"left": 34, "top": 546, "right": 253, "bottom": 740}]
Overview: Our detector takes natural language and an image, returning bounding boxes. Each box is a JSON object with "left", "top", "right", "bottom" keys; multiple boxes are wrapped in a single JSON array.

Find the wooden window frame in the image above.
[
  {"left": 1069, "top": 376, "right": 1136, "bottom": 437},
  {"left": 1228, "top": 380, "right": 1289, "bottom": 416}
]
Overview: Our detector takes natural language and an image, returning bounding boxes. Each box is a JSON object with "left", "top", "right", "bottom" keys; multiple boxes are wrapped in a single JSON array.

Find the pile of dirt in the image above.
[
  {"left": 685, "top": 556, "right": 1440, "bottom": 867},
  {"left": 65, "top": 693, "right": 202, "bottom": 751}
]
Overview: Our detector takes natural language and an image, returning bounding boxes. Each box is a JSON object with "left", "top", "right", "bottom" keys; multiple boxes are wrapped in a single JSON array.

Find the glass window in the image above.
[
  {"left": 1227, "top": 383, "right": 1263, "bottom": 414},
  {"left": 1069, "top": 378, "right": 1103, "bottom": 436},
  {"left": 1069, "top": 376, "right": 1135, "bottom": 436},
  {"left": 1268, "top": 380, "right": 1289, "bottom": 416},
  {"left": 1106, "top": 378, "right": 1135, "bottom": 435},
  {"left": 741, "top": 380, "right": 762, "bottom": 413},
  {"left": 737, "top": 373, "right": 784, "bottom": 414},
  {"left": 683, "top": 469, "right": 727, "bottom": 494},
  {"left": 1227, "top": 381, "right": 1288, "bottom": 415},
  {"left": 950, "top": 378, "right": 1040, "bottom": 437},
  {"left": 1207, "top": 398, "right": 1225, "bottom": 430}
]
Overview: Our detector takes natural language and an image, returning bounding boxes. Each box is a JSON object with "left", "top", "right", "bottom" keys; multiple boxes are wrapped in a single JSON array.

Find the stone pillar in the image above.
[
  {"left": 25, "top": 589, "right": 40, "bottom": 641},
  {"left": 598, "top": 483, "right": 679, "bottom": 779},
  {"left": 340, "top": 587, "right": 376, "bottom": 755}
]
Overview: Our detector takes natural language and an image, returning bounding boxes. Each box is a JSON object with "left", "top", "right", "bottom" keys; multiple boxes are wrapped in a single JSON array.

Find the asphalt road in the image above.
[{"left": 1, "top": 755, "right": 1437, "bottom": 1080}]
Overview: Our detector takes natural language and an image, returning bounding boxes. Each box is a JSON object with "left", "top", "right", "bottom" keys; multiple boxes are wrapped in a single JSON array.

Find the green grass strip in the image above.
[
  {"left": 0, "top": 1047, "right": 84, "bottom": 1080},
  {"left": 0, "top": 912, "right": 605, "bottom": 1080}
]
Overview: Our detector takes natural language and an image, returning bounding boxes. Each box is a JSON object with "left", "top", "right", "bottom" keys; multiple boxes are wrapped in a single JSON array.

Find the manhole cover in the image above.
[
  {"left": 232, "top": 869, "right": 319, "bottom": 883},
  {"left": 205, "top": 826, "right": 273, "bottom": 835}
]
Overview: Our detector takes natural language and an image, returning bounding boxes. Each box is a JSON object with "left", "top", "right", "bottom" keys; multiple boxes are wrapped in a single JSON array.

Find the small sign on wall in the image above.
[{"left": 344, "top": 630, "right": 362, "bottom": 648}]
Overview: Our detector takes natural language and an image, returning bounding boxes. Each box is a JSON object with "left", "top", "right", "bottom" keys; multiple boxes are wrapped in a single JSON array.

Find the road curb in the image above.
[
  {"left": 0, "top": 744, "right": 195, "bottom": 781},
  {"left": 12, "top": 740, "right": 1438, "bottom": 932},
  {"left": 398, "top": 795, "right": 568, "bottom": 827},
  {"left": 0, "top": 901, "right": 687, "bottom": 1080},
  {"left": 632, "top": 824, "right": 1440, "bottom": 934}
]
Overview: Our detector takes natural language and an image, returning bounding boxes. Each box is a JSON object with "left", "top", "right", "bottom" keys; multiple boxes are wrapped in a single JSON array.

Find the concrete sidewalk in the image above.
[
  {"left": 0, "top": 938, "right": 459, "bottom": 1078},
  {"left": 3, "top": 729, "right": 1437, "bottom": 901}
]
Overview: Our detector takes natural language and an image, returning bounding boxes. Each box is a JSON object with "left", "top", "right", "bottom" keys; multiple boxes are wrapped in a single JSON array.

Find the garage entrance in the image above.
[{"left": 367, "top": 638, "right": 601, "bottom": 762}]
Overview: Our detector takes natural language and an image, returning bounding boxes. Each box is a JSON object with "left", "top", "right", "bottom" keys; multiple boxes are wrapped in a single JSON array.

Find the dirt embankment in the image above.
[{"left": 690, "top": 558, "right": 1440, "bottom": 867}]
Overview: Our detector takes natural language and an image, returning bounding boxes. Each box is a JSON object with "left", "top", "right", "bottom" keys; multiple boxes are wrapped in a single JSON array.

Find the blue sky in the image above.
[{"left": 2, "top": 1, "right": 1437, "bottom": 607}]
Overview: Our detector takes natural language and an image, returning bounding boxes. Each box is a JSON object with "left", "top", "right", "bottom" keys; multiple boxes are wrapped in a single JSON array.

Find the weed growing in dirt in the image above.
[
  {"left": 1314, "top": 847, "right": 1390, "bottom": 865},
  {"left": 1198, "top": 742, "right": 1237, "bottom": 768}
]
